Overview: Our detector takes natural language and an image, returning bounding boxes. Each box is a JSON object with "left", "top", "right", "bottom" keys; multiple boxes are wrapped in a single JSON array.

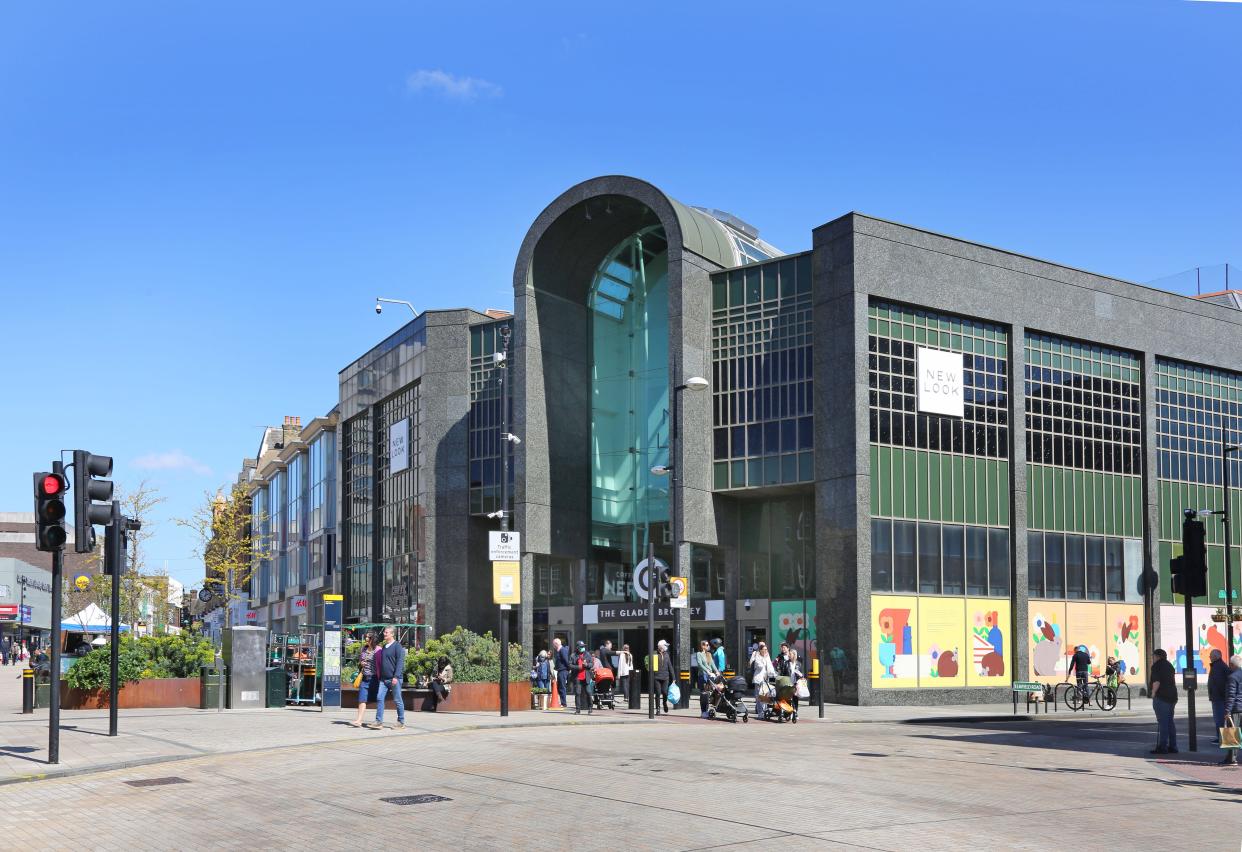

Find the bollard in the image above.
[
  {"left": 22, "top": 668, "right": 34, "bottom": 714},
  {"left": 678, "top": 670, "right": 691, "bottom": 709}
]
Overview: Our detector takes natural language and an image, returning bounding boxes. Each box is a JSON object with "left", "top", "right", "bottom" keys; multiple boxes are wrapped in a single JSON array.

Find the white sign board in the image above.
[
  {"left": 489, "top": 530, "right": 520, "bottom": 561},
  {"left": 917, "top": 348, "right": 965, "bottom": 417},
  {"left": 632, "top": 557, "right": 669, "bottom": 601},
  {"left": 390, "top": 418, "right": 410, "bottom": 473},
  {"left": 324, "top": 631, "right": 341, "bottom": 676}
]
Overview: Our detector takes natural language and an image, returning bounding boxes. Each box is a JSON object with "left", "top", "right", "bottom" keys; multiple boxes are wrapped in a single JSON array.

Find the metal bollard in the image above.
[
  {"left": 678, "top": 670, "right": 691, "bottom": 709},
  {"left": 22, "top": 668, "right": 34, "bottom": 714}
]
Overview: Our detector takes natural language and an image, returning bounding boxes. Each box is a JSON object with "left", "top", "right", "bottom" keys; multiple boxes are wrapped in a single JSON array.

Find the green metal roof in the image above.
[{"left": 667, "top": 197, "right": 738, "bottom": 268}]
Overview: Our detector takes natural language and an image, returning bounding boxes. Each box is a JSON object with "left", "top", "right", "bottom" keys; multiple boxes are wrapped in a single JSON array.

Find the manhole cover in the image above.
[
  {"left": 381, "top": 794, "right": 452, "bottom": 806},
  {"left": 125, "top": 777, "right": 190, "bottom": 787}
]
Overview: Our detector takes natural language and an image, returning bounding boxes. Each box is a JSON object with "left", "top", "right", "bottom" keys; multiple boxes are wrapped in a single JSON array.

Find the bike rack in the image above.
[{"left": 1117, "top": 682, "right": 1131, "bottom": 711}]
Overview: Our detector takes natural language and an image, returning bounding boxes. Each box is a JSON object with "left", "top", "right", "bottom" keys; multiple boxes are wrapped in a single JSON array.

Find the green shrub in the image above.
[
  {"left": 64, "top": 641, "right": 146, "bottom": 690},
  {"left": 406, "top": 626, "right": 525, "bottom": 683},
  {"left": 64, "top": 633, "right": 217, "bottom": 690}
]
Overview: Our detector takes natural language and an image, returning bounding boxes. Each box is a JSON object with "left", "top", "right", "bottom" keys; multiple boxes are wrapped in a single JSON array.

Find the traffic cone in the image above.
[{"left": 548, "top": 680, "right": 561, "bottom": 709}]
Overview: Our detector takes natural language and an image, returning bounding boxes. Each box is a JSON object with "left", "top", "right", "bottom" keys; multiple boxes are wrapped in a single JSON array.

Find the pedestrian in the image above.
[
  {"left": 599, "top": 639, "right": 616, "bottom": 676},
  {"left": 424, "top": 656, "right": 453, "bottom": 712},
  {"left": 651, "top": 639, "right": 673, "bottom": 715},
  {"left": 695, "top": 639, "right": 721, "bottom": 718},
  {"left": 1208, "top": 649, "right": 1228, "bottom": 744},
  {"left": 1148, "top": 648, "right": 1178, "bottom": 755},
  {"left": 750, "top": 642, "right": 777, "bottom": 719},
  {"left": 553, "top": 637, "right": 572, "bottom": 711},
  {"left": 829, "top": 645, "right": 847, "bottom": 697},
  {"left": 711, "top": 638, "right": 726, "bottom": 675},
  {"left": 1067, "top": 644, "right": 1092, "bottom": 705},
  {"left": 349, "top": 631, "right": 378, "bottom": 728},
  {"left": 617, "top": 643, "right": 634, "bottom": 705},
  {"left": 572, "top": 640, "right": 593, "bottom": 715},
  {"left": 1221, "top": 654, "right": 1242, "bottom": 766},
  {"left": 531, "top": 649, "right": 551, "bottom": 692},
  {"left": 370, "top": 626, "right": 407, "bottom": 730},
  {"left": 787, "top": 648, "right": 805, "bottom": 714}
]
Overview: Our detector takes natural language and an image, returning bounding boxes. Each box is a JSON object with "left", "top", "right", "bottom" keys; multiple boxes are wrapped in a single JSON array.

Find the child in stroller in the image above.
[
  {"left": 592, "top": 663, "right": 616, "bottom": 710},
  {"left": 705, "top": 674, "right": 750, "bottom": 723}
]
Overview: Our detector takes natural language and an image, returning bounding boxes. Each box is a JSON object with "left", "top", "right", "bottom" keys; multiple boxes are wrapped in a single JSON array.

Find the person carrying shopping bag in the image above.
[{"left": 751, "top": 643, "right": 777, "bottom": 719}]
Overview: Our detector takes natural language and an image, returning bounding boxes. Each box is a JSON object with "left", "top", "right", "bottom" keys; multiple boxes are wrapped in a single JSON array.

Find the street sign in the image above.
[
  {"left": 489, "top": 531, "right": 520, "bottom": 561},
  {"left": 632, "top": 557, "right": 668, "bottom": 601},
  {"left": 669, "top": 576, "right": 688, "bottom": 609},
  {"left": 493, "top": 561, "right": 521, "bottom": 605},
  {"left": 1012, "top": 681, "right": 1042, "bottom": 693}
]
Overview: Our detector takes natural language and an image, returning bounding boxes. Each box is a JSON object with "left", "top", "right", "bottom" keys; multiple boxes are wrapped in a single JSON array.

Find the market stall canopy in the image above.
[{"left": 62, "top": 603, "right": 129, "bottom": 633}]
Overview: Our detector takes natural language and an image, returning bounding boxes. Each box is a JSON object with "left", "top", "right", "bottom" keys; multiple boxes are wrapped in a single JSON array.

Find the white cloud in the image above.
[
  {"left": 133, "top": 450, "right": 212, "bottom": 476},
  {"left": 406, "top": 69, "right": 503, "bottom": 101}
]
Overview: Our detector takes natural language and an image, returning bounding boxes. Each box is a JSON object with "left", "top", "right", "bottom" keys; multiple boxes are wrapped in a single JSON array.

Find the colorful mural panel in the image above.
[
  {"left": 1029, "top": 601, "right": 1067, "bottom": 684},
  {"left": 1107, "top": 603, "right": 1144, "bottom": 686},
  {"left": 1029, "top": 600, "right": 1145, "bottom": 687},
  {"left": 770, "top": 600, "right": 817, "bottom": 662},
  {"left": 1065, "top": 602, "right": 1108, "bottom": 678},
  {"left": 1160, "top": 604, "right": 1242, "bottom": 673},
  {"left": 966, "top": 599, "right": 1011, "bottom": 686},
  {"left": 917, "top": 597, "right": 967, "bottom": 687},
  {"left": 872, "top": 595, "right": 918, "bottom": 688}
]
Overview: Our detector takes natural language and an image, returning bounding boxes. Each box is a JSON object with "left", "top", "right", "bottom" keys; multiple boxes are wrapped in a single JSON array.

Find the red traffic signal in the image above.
[
  {"left": 41, "top": 473, "right": 66, "bottom": 496},
  {"left": 33, "top": 471, "right": 68, "bottom": 552}
]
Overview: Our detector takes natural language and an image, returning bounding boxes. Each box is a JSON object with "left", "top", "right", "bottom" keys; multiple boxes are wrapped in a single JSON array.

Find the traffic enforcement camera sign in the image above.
[
  {"left": 493, "top": 561, "right": 521, "bottom": 605},
  {"left": 489, "top": 531, "right": 520, "bottom": 561},
  {"left": 669, "top": 576, "right": 688, "bottom": 608}
]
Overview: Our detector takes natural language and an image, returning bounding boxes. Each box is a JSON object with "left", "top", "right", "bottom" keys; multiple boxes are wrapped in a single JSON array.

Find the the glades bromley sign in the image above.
[
  {"left": 917, "top": 348, "right": 965, "bottom": 417},
  {"left": 389, "top": 418, "right": 410, "bottom": 473}
]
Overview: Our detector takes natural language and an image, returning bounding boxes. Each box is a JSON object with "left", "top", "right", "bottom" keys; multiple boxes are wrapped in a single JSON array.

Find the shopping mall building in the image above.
[{"left": 495, "top": 175, "right": 1242, "bottom": 705}]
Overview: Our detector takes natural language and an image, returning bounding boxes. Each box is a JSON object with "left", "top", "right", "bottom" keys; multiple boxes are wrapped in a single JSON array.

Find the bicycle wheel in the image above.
[
  {"left": 1065, "top": 685, "right": 1084, "bottom": 711},
  {"left": 1096, "top": 685, "right": 1116, "bottom": 711}
]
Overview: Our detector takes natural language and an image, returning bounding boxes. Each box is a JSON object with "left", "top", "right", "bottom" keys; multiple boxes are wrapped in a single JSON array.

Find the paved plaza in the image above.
[{"left": 1, "top": 671, "right": 1239, "bottom": 850}]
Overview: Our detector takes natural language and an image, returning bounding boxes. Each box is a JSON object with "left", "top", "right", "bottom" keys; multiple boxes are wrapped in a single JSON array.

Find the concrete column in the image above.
[
  {"left": 1141, "top": 352, "right": 1162, "bottom": 659},
  {"left": 1010, "top": 324, "right": 1031, "bottom": 684}
]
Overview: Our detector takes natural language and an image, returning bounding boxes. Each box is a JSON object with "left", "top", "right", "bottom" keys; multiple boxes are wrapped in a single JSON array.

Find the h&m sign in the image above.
[{"left": 917, "top": 348, "right": 964, "bottom": 417}]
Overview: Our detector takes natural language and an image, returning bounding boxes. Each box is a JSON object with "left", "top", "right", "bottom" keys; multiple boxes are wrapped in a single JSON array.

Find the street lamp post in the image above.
[
  {"left": 1222, "top": 435, "right": 1239, "bottom": 655},
  {"left": 652, "top": 375, "right": 708, "bottom": 712},
  {"left": 495, "top": 324, "right": 518, "bottom": 717}
]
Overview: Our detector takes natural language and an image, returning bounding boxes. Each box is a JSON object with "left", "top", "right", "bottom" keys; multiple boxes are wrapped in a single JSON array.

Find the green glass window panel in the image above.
[
  {"left": 1051, "top": 468, "right": 1064, "bottom": 532},
  {"left": 796, "top": 254, "right": 812, "bottom": 293},
  {"left": 798, "top": 451, "right": 813, "bottom": 482},
  {"left": 928, "top": 453, "right": 942, "bottom": 522},
  {"left": 731, "top": 461, "right": 746, "bottom": 488},
  {"left": 903, "top": 324, "right": 915, "bottom": 341},
  {"left": 781, "top": 453, "right": 797, "bottom": 482},
  {"left": 763, "top": 267, "right": 778, "bottom": 301},
  {"left": 1209, "top": 546, "right": 1225, "bottom": 603},
  {"left": 916, "top": 451, "right": 930, "bottom": 520},
  {"left": 878, "top": 447, "right": 892, "bottom": 517},
  {"left": 870, "top": 446, "right": 880, "bottom": 515},
  {"left": 975, "top": 459, "right": 988, "bottom": 526},
  {"left": 904, "top": 450, "right": 918, "bottom": 519},
  {"left": 712, "top": 278, "right": 727, "bottom": 311},
  {"left": 868, "top": 316, "right": 878, "bottom": 334},
  {"left": 1029, "top": 465, "right": 1043, "bottom": 529},
  {"left": 1111, "top": 476, "right": 1124, "bottom": 539},
  {"left": 915, "top": 327, "right": 927, "bottom": 344},
  {"left": 964, "top": 457, "right": 977, "bottom": 525},
  {"left": 748, "top": 459, "right": 764, "bottom": 486},
  {"left": 941, "top": 454, "right": 957, "bottom": 522},
  {"left": 714, "top": 462, "right": 729, "bottom": 490},
  {"left": 745, "top": 268, "right": 761, "bottom": 304},
  {"left": 764, "top": 457, "right": 780, "bottom": 486},
  {"left": 1075, "top": 469, "right": 1087, "bottom": 532},
  {"left": 1092, "top": 473, "right": 1105, "bottom": 536},
  {"left": 998, "top": 460, "right": 1010, "bottom": 526},
  {"left": 729, "top": 273, "right": 743, "bottom": 306}
]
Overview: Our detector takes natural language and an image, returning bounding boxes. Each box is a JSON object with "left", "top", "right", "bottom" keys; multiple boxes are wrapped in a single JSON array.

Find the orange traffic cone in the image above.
[{"left": 548, "top": 680, "right": 561, "bottom": 710}]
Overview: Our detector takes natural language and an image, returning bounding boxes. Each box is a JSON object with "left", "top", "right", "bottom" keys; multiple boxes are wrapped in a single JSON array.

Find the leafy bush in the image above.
[
  {"left": 64, "top": 634, "right": 216, "bottom": 690},
  {"left": 406, "top": 627, "right": 525, "bottom": 683}
]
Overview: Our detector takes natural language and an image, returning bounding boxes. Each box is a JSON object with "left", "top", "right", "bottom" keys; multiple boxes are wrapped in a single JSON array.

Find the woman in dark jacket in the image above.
[
  {"left": 652, "top": 640, "right": 673, "bottom": 715},
  {"left": 424, "top": 656, "right": 453, "bottom": 712}
]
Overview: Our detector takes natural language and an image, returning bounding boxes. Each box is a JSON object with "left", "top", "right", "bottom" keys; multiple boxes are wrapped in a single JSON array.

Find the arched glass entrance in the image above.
[{"left": 589, "top": 225, "right": 669, "bottom": 577}]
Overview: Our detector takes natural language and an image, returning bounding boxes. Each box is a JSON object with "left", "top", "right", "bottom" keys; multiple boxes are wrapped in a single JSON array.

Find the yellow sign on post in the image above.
[
  {"left": 493, "top": 561, "right": 521, "bottom": 605},
  {"left": 670, "top": 576, "right": 688, "bottom": 609}
]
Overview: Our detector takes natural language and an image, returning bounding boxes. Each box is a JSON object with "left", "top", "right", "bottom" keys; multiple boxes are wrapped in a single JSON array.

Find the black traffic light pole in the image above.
[
  {"left": 48, "top": 461, "right": 65, "bottom": 765},
  {"left": 1223, "top": 435, "right": 1238, "bottom": 655},
  {"left": 106, "top": 500, "right": 122, "bottom": 737}
]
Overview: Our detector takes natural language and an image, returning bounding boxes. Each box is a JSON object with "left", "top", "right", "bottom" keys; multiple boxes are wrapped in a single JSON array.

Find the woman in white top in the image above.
[
  {"left": 787, "top": 648, "right": 805, "bottom": 714},
  {"left": 616, "top": 644, "right": 634, "bottom": 706}
]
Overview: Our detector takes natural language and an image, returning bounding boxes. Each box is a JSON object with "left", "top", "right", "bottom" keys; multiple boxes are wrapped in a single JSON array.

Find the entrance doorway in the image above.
[{"left": 739, "top": 622, "right": 767, "bottom": 677}]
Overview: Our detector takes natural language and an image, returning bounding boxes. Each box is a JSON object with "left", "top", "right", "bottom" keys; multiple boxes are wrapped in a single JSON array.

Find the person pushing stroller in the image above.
[{"left": 694, "top": 640, "right": 723, "bottom": 719}]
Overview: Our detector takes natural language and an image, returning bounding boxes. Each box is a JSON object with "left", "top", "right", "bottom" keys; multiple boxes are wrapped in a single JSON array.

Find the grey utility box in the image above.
[{"left": 223, "top": 626, "right": 267, "bottom": 709}]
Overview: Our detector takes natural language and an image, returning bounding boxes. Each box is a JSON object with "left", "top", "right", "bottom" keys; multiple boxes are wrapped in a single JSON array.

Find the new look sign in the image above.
[{"left": 917, "top": 348, "right": 964, "bottom": 417}]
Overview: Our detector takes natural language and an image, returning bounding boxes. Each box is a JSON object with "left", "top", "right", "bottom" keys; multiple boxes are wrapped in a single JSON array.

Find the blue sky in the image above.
[{"left": 1, "top": 1, "right": 1239, "bottom": 589}]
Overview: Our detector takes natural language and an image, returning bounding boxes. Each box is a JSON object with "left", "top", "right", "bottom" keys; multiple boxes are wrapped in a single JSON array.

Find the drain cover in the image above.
[
  {"left": 381, "top": 794, "right": 452, "bottom": 806},
  {"left": 125, "top": 777, "right": 190, "bottom": 787}
]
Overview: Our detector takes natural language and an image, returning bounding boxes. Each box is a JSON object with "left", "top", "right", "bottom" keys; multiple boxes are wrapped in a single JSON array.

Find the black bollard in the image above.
[{"left": 22, "top": 667, "right": 34, "bottom": 714}]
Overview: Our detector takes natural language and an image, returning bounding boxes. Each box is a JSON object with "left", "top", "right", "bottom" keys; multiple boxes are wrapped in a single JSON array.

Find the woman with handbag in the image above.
[
  {"left": 751, "top": 643, "right": 777, "bottom": 719},
  {"left": 788, "top": 648, "right": 808, "bottom": 714},
  {"left": 349, "top": 632, "right": 379, "bottom": 728}
]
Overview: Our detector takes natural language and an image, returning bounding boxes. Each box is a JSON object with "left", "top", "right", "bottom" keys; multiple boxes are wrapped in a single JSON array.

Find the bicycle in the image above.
[{"left": 1065, "top": 675, "right": 1116, "bottom": 711}]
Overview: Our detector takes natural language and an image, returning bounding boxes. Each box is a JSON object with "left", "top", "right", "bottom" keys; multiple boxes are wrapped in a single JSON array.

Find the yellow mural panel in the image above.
[
  {"left": 916, "top": 597, "right": 967, "bottom": 687},
  {"left": 1106, "top": 603, "right": 1144, "bottom": 687},
  {"left": 1028, "top": 601, "right": 1067, "bottom": 685},
  {"left": 966, "top": 599, "right": 1011, "bottom": 686},
  {"left": 1065, "top": 602, "right": 1108, "bottom": 678},
  {"left": 871, "top": 595, "right": 918, "bottom": 689}
]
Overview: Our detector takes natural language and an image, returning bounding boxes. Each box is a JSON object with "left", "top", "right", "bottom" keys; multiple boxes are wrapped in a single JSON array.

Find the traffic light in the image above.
[
  {"left": 33, "top": 472, "right": 68, "bottom": 552},
  {"left": 656, "top": 565, "right": 675, "bottom": 600},
  {"left": 72, "top": 450, "right": 114, "bottom": 553},
  {"left": 1174, "top": 515, "right": 1208, "bottom": 599}
]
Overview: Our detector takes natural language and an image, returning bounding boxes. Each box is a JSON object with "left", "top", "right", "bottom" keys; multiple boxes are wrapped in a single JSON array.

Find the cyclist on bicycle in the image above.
[{"left": 1068, "top": 645, "right": 1092, "bottom": 703}]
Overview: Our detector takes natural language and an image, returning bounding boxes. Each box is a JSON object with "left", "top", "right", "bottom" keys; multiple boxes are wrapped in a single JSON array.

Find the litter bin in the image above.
[
  {"left": 265, "top": 667, "right": 287, "bottom": 708},
  {"left": 200, "top": 666, "right": 223, "bottom": 710}
]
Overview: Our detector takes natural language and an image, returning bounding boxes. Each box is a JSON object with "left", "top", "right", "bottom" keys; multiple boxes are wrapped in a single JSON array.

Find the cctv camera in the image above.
[{"left": 375, "top": 302, "right": 383, "bottom": 314}]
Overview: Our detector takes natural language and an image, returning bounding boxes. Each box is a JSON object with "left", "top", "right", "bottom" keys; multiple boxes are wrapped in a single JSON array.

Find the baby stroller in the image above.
[
  {"left": 592, "top": 666, "right": 616, "bottom": 710},
  {"left": 765, "top": 676, "right": 797, "bottom": 723},
  {"left": 706, "top": 674, "right": 749, "bottom": 723}
]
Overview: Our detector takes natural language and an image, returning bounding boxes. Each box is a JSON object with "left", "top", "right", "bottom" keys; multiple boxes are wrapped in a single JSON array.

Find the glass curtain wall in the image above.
[
  {"left": 342, "top": 412, "right": 372, "bottom": 620},
  {"left": 589, "top": 226, "right": 669, "bottom": 591},
  {"left": 469, "top": 319, "right": 514, "bottom": 516},
  {"left": 377, "top": 384, "right": 421, "bottom": 623}
]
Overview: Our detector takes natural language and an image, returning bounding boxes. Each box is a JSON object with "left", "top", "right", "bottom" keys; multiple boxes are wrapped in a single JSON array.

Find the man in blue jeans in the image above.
[
  {"left": 370, "top": 626, "right": 407, "bottom": 730},
  {"left": 1148, "top": 648, "right": 1178, "bottom": 755},
  {"left": 553, "top": 637, "right": 573, "bottom": 710}
]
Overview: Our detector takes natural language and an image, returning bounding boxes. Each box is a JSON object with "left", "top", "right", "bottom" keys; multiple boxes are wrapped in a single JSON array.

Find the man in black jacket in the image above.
[
  {"left": 553, "top": 637, "right": 572, "bottom": 711},
  {"left": 1067, "top": 645, "right": 1092, "bottom": 705},
  {"left": 1208, "top": 649, "right": 1228, "bottom": 744},
  {"left": 1222, "top": 654, "right": 1242, "bottom": 766},
  {"left": 1148, "top": 648, "right": 1178, "bottom": 755}
]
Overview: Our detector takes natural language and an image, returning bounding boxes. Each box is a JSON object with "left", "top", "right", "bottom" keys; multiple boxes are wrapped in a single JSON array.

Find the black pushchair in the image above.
[{"left": 705, "top": 674, "right": 749, "bottom": 723}]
